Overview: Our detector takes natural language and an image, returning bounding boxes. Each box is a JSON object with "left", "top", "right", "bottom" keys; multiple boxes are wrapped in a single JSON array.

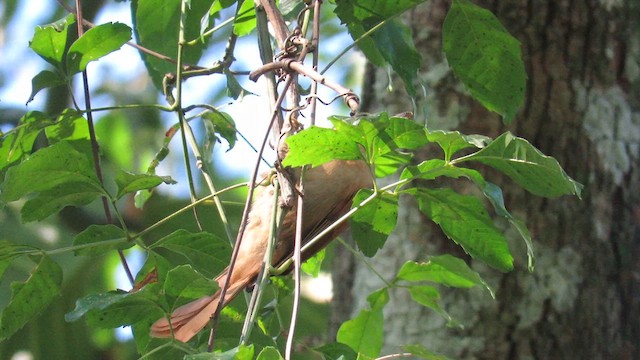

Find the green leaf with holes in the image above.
[
  {"left": 410, "top": 187, "right": 513, "bottom": 272},
  {"left": 283, "top": 126, "right": 362, "bottom": 167},
  {"left": 443, "top": 0, "right": 526, "bottom": 121},
  {"left": 0, "top": 255, "right": 63, "bottom": 340},
  {"left": 350, "top": 189, "right": 398, "bottom": 257},
  {"left": 460, "top": 132, "right": 583, "bottom": 198},
  {"left": 1, "top": 141, "right": 104, "bottom": 203}
]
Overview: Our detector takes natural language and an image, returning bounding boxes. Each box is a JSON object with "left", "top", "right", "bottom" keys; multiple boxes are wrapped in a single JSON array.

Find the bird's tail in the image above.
[{"left": 150, "top": 269, "right": 251, "bottom": 342}]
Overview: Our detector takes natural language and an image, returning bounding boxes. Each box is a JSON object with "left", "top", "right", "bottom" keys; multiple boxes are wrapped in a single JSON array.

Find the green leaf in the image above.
[
  {"left": 315, "top": 342, "right": 358, "bottom": 360},
  {"left": 401, "top": 159, "right": 466, "bottom": 182},
  {"left": 411, "top": 188, "right": 514, "bottom": 272},
  {"left": 1, "top": 141, "right": 103, "bottom": 202},
  {"left": 29, "top": 14, "right": 76, "bottom": 68},
  {"left": 66, "top": 22, "right": 131, "bottom": 75},
  {"left": 201, "top": 110, "right": 238, "bottom": 151},
  {"left": 21, "top": 181, "right": 103, "bottom": 222},
  {"left": 233, "top": 0, "right": 257, "bottom": 36},
  {"left": 460, "top": 132, "right": 583, "bottom": 198},
  {"left": 366, "top": 287, "right": 389, "bottom": 311},
  {"left": 426, "top": 130, "right": 489, "bottom": 161},
  {"left": 164, "top": 265, "right": 217, "bottom": 305},
  {"left": 350, "top": 189, "right": 398, "bottom": 257},
  {"left": 301, "top": 248, "right": 325, "bottom": 277},
  {"left": 283, "top": 126, "right": 362, "bottom": 167},
  {"left": 132, "top": 0, "right": 212, "bottom": 88},
  {"left": 45, "top": 109, "right": 90, "bottom": 143},
  {"left": 72, "top": 224, "right": 131, "bottom": 256},
  {"left": 66, "top": 285, "right": 162, "bottom": 328},
  {"left": 150, "top": 230, "right": 231, "bottom": 278},
  {"left": 0, "top": 255, "right": 63, "bottom": 340},
  {"left": 256, "top": 346, "right": 283, "bottom": 360},
  {"left": 0, "top": 241, "right": 38, "bottom": 262},
  {"left": 65, "top": 290, "right": 130, "bottom": 322},
  {"left": 334, "top": 0, "right": 426, "bottom": 89},
  {"left": 185, "top": 345, "right": 255, "bottom": 360},
  {"left": 0, "top": 111, "right": 53, "bottom": 171},
  {"left": 396, "top": 255, "right": 494, "bottom": 297},
  {"left": 336, "top": 307, "right": 383, "bottom": 359},
  {"left": 402, "top": 344, "right": 451, "bottom": 360},
  {"left": 478, "top": 181, "right": 535, "bottom": 271},
  {"left": 408, "top": 285, "right": 458, "bottom": 326},
  {"left": 443, "top": 0, "right": 526, "bottom": 121},
  {"left": 370, "top": 19, "right": 421, "bottom": 95},
  {"left": 27, "top": 70, "right": 65, "bottom": 104},
  {"left": 115, "top": 170, "right": 166, "bottom": 199}
]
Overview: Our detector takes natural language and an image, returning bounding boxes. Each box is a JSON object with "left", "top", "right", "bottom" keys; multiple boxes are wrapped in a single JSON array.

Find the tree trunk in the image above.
[{"left": 333, "top": 1, "right": 640, "bottom": 359}]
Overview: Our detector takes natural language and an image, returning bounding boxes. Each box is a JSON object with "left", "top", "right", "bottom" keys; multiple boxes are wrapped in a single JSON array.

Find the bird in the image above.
[{"left": 150, "top": 159, "right": 372, "bottom": 342}]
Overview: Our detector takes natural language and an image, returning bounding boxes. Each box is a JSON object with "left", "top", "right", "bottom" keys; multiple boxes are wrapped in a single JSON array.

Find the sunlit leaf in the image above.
[
  {"left": 460, "top": 132, "right": 583, "bottom": 198},
  {"left": 1, "top": 141, "right": 103, "bottom": 202},
  {"left": 283, "top": 126, "right": 362, "bottom": 167},
  {"left": 402, "top": 344, "right": 451, "bottom": 360},
  {"left": 115, "top": 170, "right": 168, "bottom": 199},
  {"left": 350, "top": 189, "right": 398, "bottom": 257},
  {"left": 66, "top": 22, "right": 132, "bottom": 75},
  {"left": 336, "top": 307, "right": 383, "bottom": 358},
  {"left": 301, "top": 248, "right": 325, "bottom": 277},
  {"left": 27, "top": 70, "right": 65, "bottom": 104},
  {"left": 45, "top": 109, "right": 89, "bottom": 143},
  {"left": 0, "top": 111, "right": 53, "bottom": 171},
  {"left": 443, "top": 0, "right": 526, "bottom": 121},
  {"left": 426, "top": 130, "right": 489, "bottom": 161},
  {"left": 29, "top": 14, "right": 76, "bottom": 68},
  {"left": 396, "top": 255, "right": 494, "bottom": 297},
  {"left": 410, "top": 188, "right": 513, "bottom": 272},
  {"left": 366, "top": 287, "right": 389, "bottom": 311},
  {"left": 233, "top": 0, "right": 256, "bottom": 36},
  {"left": 0, "top": 255, "right": 62, "bottom": 340},
  {"left": 256, "top": 346, "right": 283, "bottom": 360},
  {"left": 185, "top": 344, "right": 255, "bottom": 360}
]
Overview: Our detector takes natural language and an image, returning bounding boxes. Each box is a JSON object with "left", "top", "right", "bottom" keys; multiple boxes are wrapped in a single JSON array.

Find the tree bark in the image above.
[{"left": 333, "top": 1, "right": 640, "bottom": 359}]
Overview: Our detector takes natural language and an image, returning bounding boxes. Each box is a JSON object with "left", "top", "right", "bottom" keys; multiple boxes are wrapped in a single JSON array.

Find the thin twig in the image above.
[
  {"left": 249, "top": 60, "right": 360, "bottom": 114},
  {"left": 74, "top": 0, "right": 134, "bottom": 286}
]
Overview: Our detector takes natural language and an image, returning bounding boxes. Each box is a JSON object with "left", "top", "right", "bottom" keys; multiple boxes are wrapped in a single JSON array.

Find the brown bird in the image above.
[{"left": 150, "top": 159, "right": 372, "bottom": 342}]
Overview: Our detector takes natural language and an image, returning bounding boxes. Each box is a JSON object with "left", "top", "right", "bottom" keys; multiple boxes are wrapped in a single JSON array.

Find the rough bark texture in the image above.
[{"left": 332, "top": 1, "right": 640, "bottom": 359}]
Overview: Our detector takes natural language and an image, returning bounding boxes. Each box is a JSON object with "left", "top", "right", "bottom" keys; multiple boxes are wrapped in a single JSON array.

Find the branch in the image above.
[{"left": 250, "top": 60, "right": 360, "bottom": 115}]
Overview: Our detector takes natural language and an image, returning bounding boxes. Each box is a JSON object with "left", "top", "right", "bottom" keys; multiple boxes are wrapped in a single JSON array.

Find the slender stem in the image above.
[
  {"left": 180, "top": 116, "right": 235, "bottom": 245},
  {"left": 285, "top": 168, "right": 305, "bottom": 360},
  {"left": 75, "top": 0, "right": 134, "bottom": 286},
  {"left": 137, "top": 182, "right": 247, "bottom": 241},
  {"left": 173, "top": 0, "right": 204, "bottom": 231},
  {"left": 185, "top": 15, "right": 235, "bottom": 46},
  {"left": 336, "top": 237, "right": 392, "bottom": 288}
]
